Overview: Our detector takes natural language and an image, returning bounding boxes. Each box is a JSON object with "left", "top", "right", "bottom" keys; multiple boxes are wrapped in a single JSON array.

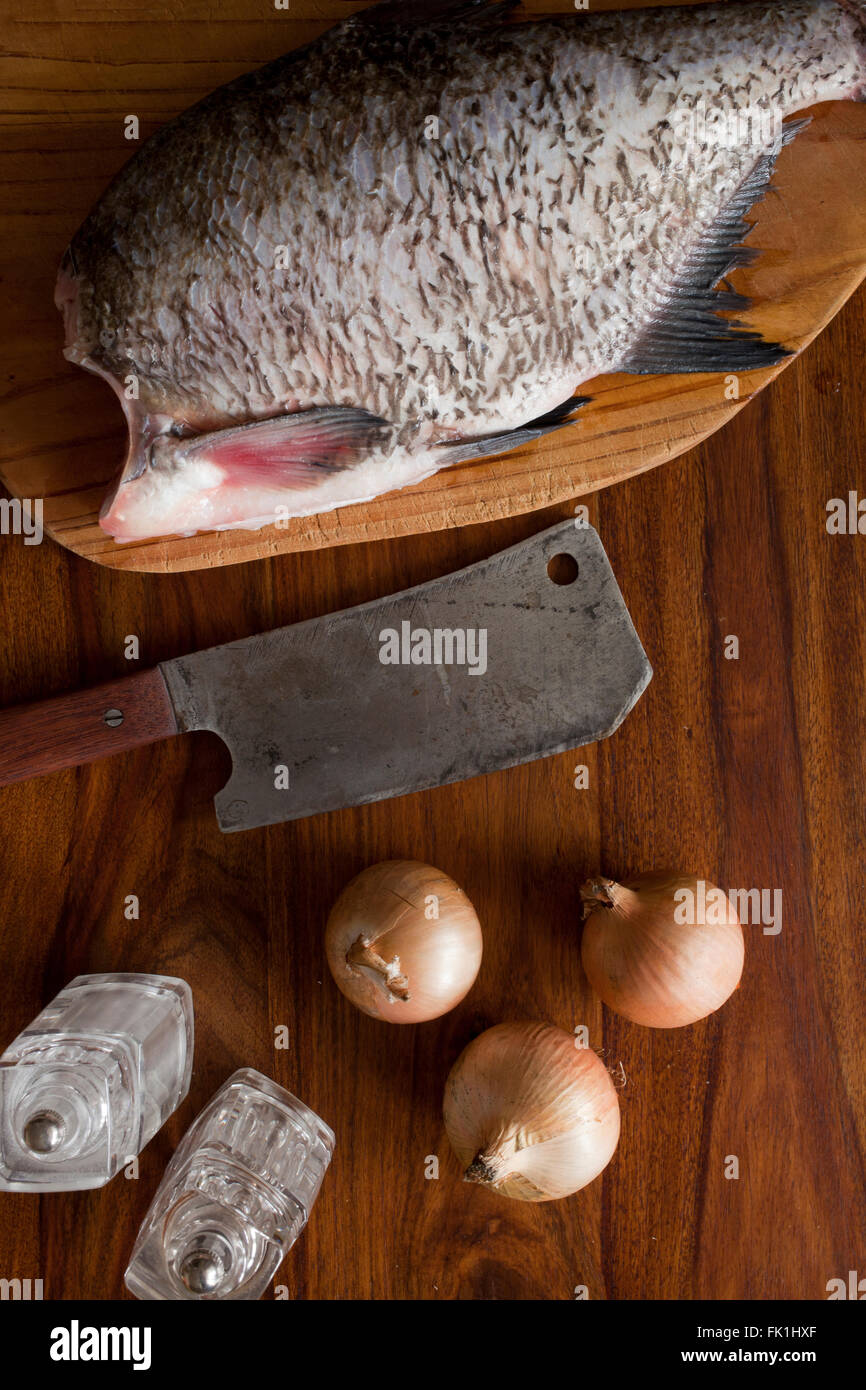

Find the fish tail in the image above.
[{"left": 621, "top": 122, "right": 809, "bottom": 377}]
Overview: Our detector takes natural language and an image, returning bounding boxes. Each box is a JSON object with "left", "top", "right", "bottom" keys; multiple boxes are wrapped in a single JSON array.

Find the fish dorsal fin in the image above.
[{"left": 621, "top": 118, "right": 811, "bottom": 375}]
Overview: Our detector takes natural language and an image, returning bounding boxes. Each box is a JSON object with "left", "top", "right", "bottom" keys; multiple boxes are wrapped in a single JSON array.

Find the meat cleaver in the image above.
[{"left": 0, "top": 522, "right": 651, "bottom": 831}]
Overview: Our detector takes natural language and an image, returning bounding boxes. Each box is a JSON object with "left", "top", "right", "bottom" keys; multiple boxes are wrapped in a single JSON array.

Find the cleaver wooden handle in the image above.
[{"left": 0, "top": 668, "right": 179, "bottom": 787}]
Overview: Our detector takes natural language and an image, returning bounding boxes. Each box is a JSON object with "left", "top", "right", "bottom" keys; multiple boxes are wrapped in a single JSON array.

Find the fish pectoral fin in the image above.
[
  {"left": 176, "top": 406, "right": 390, "bottom": 488},
  {"left": 621, "top": 118, "right": 812, "bottom": 376},
  {"left": 434, "top": 392, "right": 591, "bottom": 467}
]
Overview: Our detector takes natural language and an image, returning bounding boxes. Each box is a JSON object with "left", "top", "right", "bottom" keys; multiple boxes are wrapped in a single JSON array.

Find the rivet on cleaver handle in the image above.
[
  {"left": 167, "top": 519, "right": 650, "bottom": 832},
  {"left": 0, "top": 522, "right": 651, "bottom": 832}
]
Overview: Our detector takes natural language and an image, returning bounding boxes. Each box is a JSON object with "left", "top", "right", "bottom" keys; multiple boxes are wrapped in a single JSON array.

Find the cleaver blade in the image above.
[
  {"left": 163, "top": 520, "right": 651, "bottom": 831},
  {"left": 0, "top": 522, "right": 651, "bottom": 832}
]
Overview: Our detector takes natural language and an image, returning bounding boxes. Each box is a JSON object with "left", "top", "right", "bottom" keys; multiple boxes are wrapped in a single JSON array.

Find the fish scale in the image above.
[{"left": 55, "top": 0, "right": 866, "bottom": 542}]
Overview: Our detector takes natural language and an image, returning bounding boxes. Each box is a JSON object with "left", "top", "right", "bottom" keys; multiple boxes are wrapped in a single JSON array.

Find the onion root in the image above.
[
  {"left": 463, "top": 1155, "right": 501, "bottom": 1185},
  {"left": 346, "top": 935, "right": 411, "bottom": 1001}
]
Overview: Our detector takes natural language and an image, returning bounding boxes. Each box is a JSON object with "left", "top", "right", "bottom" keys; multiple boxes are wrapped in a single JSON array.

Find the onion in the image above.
[
  {"left": 580, "top": 871, "right": 745, "bottom": 1028},
  {"left": 443, "top": 1021, "right": 621, "bottom": 1201},
  {"left": 325, "top": 860, "right": 482, "bottom": 1023}
]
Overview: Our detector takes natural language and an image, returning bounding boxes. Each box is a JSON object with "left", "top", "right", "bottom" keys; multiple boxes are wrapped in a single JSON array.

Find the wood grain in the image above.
[
  {"left": 0, "top": 0, "right": 865, "bottom": 1303},
  {"left": 0, "top": 668, "right": 177, "bottom": 786},
  {"left": 0, "top": 1, "right": 864, "bottom": 570}
]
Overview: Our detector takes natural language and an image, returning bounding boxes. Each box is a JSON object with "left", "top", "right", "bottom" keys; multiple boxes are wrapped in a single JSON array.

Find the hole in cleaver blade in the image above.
[{"left": 159, "top": 519, "right": 652, "bottom": 833}]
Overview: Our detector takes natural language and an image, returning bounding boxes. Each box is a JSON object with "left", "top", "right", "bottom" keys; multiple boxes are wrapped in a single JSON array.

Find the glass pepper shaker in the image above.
[
  {"left": 0, "top": 972, "right": 193, "bottom": 1192},
  {"left": 124, "top": 1068, "right": 335, "bottom": 1300}
]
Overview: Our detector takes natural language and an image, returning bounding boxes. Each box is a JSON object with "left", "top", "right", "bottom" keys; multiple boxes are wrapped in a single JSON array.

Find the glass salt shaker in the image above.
[
  {"left": 124, "top": 1068, "right": 335, "bottom": 1300},
  {"left": 0, "top": 972, "right": 193, "bottom": 1192}
]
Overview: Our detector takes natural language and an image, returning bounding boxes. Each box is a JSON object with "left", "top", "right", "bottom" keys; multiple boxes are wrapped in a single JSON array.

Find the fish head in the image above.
[
  {"left": 54, "top": 237, "right": 217, "bottom": 542},
  {"left": 99, "top": 439, "right": 230, "bottom": 544},
  {"left": 54, "top": 238, "right": 106, "bottom": 368},
  {"left": 54, "top": 245, "right": 83, "bottom": 359}
]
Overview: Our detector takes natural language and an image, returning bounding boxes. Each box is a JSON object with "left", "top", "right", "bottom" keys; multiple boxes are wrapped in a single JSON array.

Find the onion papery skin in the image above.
[
  {"left": 325, "top": 860, "right": 482, "bottom": 1024},
  {"left": 580, "top": 871, "right": 745, "bottom": 1029},
  {"left": 443, "top": 1021, "right": 621, "bottom": 1202}
]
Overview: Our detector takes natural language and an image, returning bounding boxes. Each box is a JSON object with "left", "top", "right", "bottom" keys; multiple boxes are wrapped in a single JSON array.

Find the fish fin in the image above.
[
  {"left": 621, "top": 118, "right": 811, "bottom": 375},
  {"left": 365, "top": 0, "right": 517, "bottom": 27},
  {"left": 435, "top": 393, "right": 590, "bottom": 467},
  {"left": 177, "top": 406, "right": 390, "bottom": 488}
]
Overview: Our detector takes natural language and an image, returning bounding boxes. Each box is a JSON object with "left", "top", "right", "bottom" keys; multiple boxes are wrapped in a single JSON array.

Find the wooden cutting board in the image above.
[{"left": 2, "top": 0, "right": 865, "bottom": 574}]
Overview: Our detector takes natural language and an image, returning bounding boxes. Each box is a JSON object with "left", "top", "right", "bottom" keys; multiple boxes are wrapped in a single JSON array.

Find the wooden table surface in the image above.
[{"left": 1, "top": 0, "right": 865, "bottom": 1301}]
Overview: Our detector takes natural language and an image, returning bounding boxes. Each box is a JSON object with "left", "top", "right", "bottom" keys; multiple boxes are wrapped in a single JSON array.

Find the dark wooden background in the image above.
[{"left": 1, "top": 0, "right": 865, "bottom": 1300}]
